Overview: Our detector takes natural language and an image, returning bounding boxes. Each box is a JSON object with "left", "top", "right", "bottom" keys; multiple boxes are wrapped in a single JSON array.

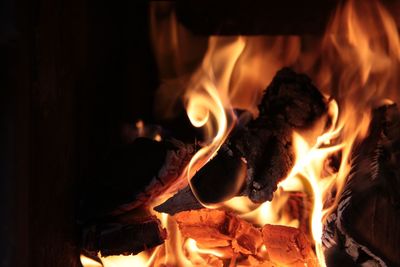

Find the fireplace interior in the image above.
[{"left": 2, "top": 1, "right": 400, "bottom": 267}]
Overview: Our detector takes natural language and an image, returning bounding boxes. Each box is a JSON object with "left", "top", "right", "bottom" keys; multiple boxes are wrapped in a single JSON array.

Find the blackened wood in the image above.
[
  {"left": 82, "top": 215, "right": 166, "bottom": 257},
  {"left": 79, "top": 138, "right": 167, "bottom": 221},
  {"left": 323, "top": 104, "right": 400, "bottom": 266},
  {"left": 239, "top": 67, "right": 326, "bottom": 203},
  {"left": 154, "top": 186, "right": 203, "bottom": 215},
  {"left": 79, "top": 138, "right": 194, "bottom": 222},
  {"left": 190, "top": 144, "right": 247, "bottom": 204},
  {"left": 79, "top": 138, "right": 192, "bottom": 257},
  {"left": 162, "top": 68, "right": 327, "bottom": 207}
]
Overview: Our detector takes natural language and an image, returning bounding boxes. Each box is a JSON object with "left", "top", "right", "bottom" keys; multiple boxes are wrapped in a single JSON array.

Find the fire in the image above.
[
  {"left": 185, "top": 37, "right": 245, "bottom": 196},
  {"left": 82, "top": 0, "right": 400, "bottom": 266}
]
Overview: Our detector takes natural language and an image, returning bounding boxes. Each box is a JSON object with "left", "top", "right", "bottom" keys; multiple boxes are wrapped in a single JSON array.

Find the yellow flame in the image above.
[
  {"left": 80, "top": 255, "right": 103, "bottom": 267},
  {"left": 80, "top": 251, "right": 154, "bottom": 267},
  {"left": 224, "top": 190, "right": 299, "bottom": 228},
  {"left": 185, "top": 37, "right": 246, "bottom": 202},
  {"left": 99, "top": 253, "right": 149, "bottom": 267},
  {"left": 185, "top": 238, "right": 225, "bottom": 258}
]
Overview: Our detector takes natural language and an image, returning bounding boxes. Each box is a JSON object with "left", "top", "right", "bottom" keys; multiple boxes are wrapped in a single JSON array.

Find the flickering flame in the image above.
[
  {"left": 99, "top": 252, "right": 150, "bottom": 267},
  {"left": 80, "top": 255, "right": 102, "bottom": 267},
  {"left": 185, "top": 37, "right": 246, "bottom": 203},
  {"left": 82, "top": 0, "right": 400, "bottom": 266}
]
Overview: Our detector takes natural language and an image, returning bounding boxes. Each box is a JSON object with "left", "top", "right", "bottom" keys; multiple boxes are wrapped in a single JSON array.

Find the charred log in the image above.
[
  {"left": 78, "top": 137, "right": 194, "bottom": 221},
  {"left": 157, "top": 67, "right": 327, "bottom": 212},
  {"left": 234, "top": 67, "right": 327, "bottom": 203},
  {"left": 80, "top": 68, "right": 327, "bottom": 256},
  {"left": 79, "top": 137, "right": 193, "bottom": 256},
  {"left": 154, "top": 186, "right": 203, "bottom": 215},
  {"left": 323, "top": 104, "right": 400, "bottom": 266},
  {"left": 82, "top": 214, "right": 166, "bottom": 257}
]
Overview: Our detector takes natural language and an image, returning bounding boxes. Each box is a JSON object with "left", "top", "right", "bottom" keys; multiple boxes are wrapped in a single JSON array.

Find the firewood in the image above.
[
  {"left": 323, "top": 104, "right": 400, "bottom": 266},
  {"left": 157, "top": 67, "right": 327, "bottom": 212},
  {"left": 79, "top": 138, "right": 193, "bottom": 256},
  {"left": 80, "top": 68, "right": 327, "bottom": 257},
  {"left": 79, "top": 137, "right": 194, "bottom": 221},
  {"left": 154, "top": 186, "right": 203, "bottom": 215},
  {"left": 82, "top": 214, "right": 166, "bottom": 257},
  {"left": 262, "top": 224, "right": 318, "bottom": 267},
  {"left": 223, "top": 67, "right": 327, "bottom": 204}
]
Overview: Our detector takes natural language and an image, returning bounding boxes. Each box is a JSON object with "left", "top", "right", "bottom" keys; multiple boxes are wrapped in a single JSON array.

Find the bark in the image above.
[
  {"left": 82, "top": 214, "right": 166, "bottom": 257},
  {"left": 323, "top": 104, "right": 400, "bottom": 266}
]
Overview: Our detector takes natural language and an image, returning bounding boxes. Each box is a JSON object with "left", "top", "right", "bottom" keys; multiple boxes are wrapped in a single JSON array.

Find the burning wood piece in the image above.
[
  {"left": 323, "top": 104, "right": 400, "bottom": 266},
  {"left": 154, "top": 186, "right": 203, "bottom": 215},
  {"left": 82, "top": 215, "right": 166, "bottom": 257},
  {"left": 157, "top": 67, "right": 327, "bottom": 213},
  {"left": 173, "top": 209, "right": 263, "bottom": 256},
  {"left": 262, "top": 224, "right": 318, "bottom": 267},
  {"left": 79, "top": 137, "right": 193, "bottom": 256}
]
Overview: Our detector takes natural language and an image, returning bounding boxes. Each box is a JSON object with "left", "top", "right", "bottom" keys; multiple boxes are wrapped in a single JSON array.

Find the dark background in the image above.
[
  {"left": 1, "top": 1, "right": 159, "bottom": 266},
  {"left": 3, "top": 0, "right": 397, "bottom": 266}
]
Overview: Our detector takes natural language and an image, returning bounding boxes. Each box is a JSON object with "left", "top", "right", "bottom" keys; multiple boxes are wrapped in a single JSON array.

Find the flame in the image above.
[
  {"left": 82, "top": 1, "right": 400, "bottom": 266},
  {"left": 185, "top": 37, "right": 245, "bottom": 202},
  {"left": 80, "top": 255, "right": 102, "bottom": 267},
  {"left": 99, "top": 252, "right": 150, "bottom": 267}
]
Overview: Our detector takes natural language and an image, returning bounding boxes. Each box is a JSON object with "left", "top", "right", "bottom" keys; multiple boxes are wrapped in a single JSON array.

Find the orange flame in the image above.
[{"left": 185, "top": 37, "right": 245, "bottom": 202}]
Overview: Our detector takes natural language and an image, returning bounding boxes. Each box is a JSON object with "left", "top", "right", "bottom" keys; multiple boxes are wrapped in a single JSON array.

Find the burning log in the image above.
[
  {"left": 79, "top": 137, "right": 194, "bottom": 256},
  {"left": 323, "top": 104, "right": 400, "bottom": 266},
  {"left": 82, "top": 214, "right": 166, "bottom": 257},
  {"left": 262, "top": 224, "right": 318, "bottom": 267},
  {"left": 79, "top": 137, "right": 194, "bottom": 219},
  {"left": 157, "top": 67, "right": 327, "bottom": 214},
  {"left": 80, "top": 68, "right": 327, "bottom": 257},
  {"left": 196, "top": 68, "right": 327, "bottom": 204}
]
